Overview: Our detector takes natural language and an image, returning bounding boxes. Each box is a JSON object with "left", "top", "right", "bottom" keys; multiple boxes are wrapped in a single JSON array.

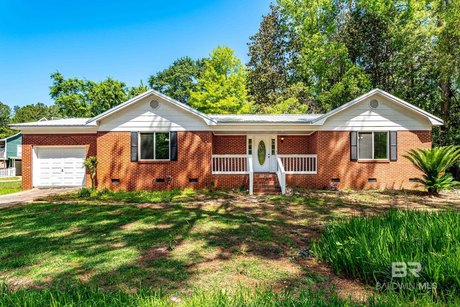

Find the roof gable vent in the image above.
[
  {"left": 369, "top": 99, "right": 379, "bottom": 109},
  {"left": 150, "top": 100, "right": 160, "bottom": 110}
]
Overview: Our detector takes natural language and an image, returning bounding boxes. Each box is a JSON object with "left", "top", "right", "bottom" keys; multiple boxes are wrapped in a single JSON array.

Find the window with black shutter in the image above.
[{"left": 137, "top": 132, "right": 171, "bottom": 161}]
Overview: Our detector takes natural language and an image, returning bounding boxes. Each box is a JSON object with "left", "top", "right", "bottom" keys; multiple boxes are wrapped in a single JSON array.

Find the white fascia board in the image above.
[
  {"left": 15, "top": 126, "right": 98, "bottom": 134},
  {"left": 87, "top": 90, "right": 217, "bottom": 125}
]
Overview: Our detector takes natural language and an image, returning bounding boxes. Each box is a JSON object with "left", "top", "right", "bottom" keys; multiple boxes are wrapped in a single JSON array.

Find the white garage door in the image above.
[{"left": 34, "top": 147, "right": 86, "bottom": 187}]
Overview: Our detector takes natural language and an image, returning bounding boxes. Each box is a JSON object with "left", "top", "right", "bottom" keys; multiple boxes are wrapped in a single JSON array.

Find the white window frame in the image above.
[
  {"left": 271, "top": 137, "right": 276, "bottom": 155},
  {"left": 358, "top": 131, "right": 389, "bottom": 160},
  {"left": 138, "top": 132, "right": 171, "bottom": 161},
  {"left": 246, "top": 135, "right": 277, "bottom": 156},
  {"left": 247, "top": 136, "right": 253, "bottom": 155}
]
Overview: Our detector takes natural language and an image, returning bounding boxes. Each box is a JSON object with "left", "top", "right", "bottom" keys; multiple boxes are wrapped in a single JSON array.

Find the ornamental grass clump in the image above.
[{"left": 312, "top": 210, "right": 460, "bottom": 298}]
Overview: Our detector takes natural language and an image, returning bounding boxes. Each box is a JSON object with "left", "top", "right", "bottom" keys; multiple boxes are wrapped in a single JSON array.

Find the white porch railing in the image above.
[
  {"left": 212, "top": 155, "right": 249, "bottom": 174},
  {"left": 276, "top": 157, "right": 286, "bottom": 195},
  {"left": 0, "top": 167, "right": 16, "bottom": 178},
  {"left": 277, "top": 154, "right": 317, "bottom": 174},
  {"left": 211, "top": 154, "right": 254, "bottom": 195}
]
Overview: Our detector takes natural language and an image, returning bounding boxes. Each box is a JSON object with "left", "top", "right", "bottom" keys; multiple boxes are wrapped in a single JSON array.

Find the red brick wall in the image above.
[
  {"left": 285, "top": 130, "right": 432, "bottom": 190},
  {"left": 97, "top": 131, "right": 213, "bottom": 190},
  {"left": 21, "top": 130, "right": 432, "bottom": 191},
  {"left": 212, "top": 135, "right": 246, "bottom": 154},
  {"left": 22, "top": 134, "right": 98, "bottom": 190},
  {"left": 277, "top": 133, "right": 317, "bottom": 154},
  {"left": 211, "top": 174, "right": 248, "bottom": 189}
]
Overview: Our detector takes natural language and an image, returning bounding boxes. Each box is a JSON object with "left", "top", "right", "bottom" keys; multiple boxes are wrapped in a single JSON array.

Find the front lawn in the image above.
[
  {"left": 1, "top": 188, "right": 460, "bottom": 305},
  {"left": 0, "top": 180, "right": 21, "bottom": 195},
  {"left": 0, "top": 199, "right": 304, "bottom": 292},
  {"left": 46, "top": 187, "right": 232, "bottom": 204}
]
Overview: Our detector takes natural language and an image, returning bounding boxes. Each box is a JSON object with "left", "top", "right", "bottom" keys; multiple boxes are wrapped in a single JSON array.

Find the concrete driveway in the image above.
[{"left": 0, "top": 188, "right": 77, "bottom": 208}]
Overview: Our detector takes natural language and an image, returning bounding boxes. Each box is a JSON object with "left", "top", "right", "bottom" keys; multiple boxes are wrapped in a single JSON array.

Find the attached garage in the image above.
[{"left": 33, "top": 147, "right": 86, "bottom": 187}]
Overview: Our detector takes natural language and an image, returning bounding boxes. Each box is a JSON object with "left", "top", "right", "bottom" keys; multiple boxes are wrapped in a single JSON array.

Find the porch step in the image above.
[{"left": 253, "top": 173, "right": 281, "bottom": 195}]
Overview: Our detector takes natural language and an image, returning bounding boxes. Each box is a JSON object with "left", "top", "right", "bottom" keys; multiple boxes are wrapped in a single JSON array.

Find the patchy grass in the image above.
[
  {"left": 0, "top": 201, "right": 305, "bottom": 293},
  {"left": 313, "top": 210, "right": 460, "bottom": 298},
  {"left": 43, "top": 187, "right": 234, "bottom": 204},
  {"left": 2, "top": 188, "right": 460, "bottom": 304},
  {"left": 0, "top": 180, "right": 21, "bottom": 195}
]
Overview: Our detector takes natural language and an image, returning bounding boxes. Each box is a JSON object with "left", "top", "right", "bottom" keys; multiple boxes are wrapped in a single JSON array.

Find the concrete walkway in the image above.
[{"left": 0, "top": 188, "right": 77, "bottom": 208}]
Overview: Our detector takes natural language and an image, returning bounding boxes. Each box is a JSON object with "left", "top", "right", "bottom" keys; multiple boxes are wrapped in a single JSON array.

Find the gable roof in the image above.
[
  {"left": 312, "top": 89, "right": 444, "bottom": 126},
  {"left": 86, "top": 90, "right": 217, "bottom": 125},
  {"left": 8, "top": 88, "right": 443, "bottom": 129}
]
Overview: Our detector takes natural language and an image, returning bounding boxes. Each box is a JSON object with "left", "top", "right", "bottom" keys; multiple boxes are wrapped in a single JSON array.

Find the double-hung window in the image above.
[
  {"left": 139, "top": 132, "right": 170, "bottom": 160},
  {"left": 358, "top": 132, "right": 388, "bottom": 160}
]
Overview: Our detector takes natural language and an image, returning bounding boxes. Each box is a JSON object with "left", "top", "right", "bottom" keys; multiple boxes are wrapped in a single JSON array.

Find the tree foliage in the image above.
[
  {"left": 12, "top": 103, "right": 59, "bottom": 123},
  {"left": 86, "top": 78, "right": 128, "bottom": 116},
  {"left": 189, "top": 46, "right": 251, "bottom": 114},
  {"left": 247, "top": 4, "right": 312, "bottom": 113},
  {"left": 148, "top": 57, "right": 203, "bottom": 104},
  {"left": 277, "top": 0, "right": 459, "bottom": 143},
  {"left": 49, "top": 72, "right": 93, "bottom": 117},
  {"left": 0, "top": 102, "right": 14, "bottom": 138},
  {"left": 49, "top": 72, "right": 146, "bottom": 117},
  {"left": 128, "top": 81, "right": 149, "bottom": 98}
]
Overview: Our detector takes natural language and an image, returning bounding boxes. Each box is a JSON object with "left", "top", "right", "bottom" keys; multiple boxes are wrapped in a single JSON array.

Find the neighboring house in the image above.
[
  {"left": 10, "top": 89, "right": 443, "bottom": 194},
  {"left": 0, "top": 133, "right": 22, "bottom": 175}
]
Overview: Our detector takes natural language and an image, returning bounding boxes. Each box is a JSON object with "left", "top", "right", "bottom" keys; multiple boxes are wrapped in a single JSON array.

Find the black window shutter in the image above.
[
  {"left": 131, "top": 132, "right": 138, "bottom": 162},
  {"left": 170, "top": 132, "right": 178, "bottom": 161},
  {"left": 350, "top": 131, "right": 358, "bottom": 161},
  {"left": 390, "top": 131, "right": 397, "bottom": 161}
]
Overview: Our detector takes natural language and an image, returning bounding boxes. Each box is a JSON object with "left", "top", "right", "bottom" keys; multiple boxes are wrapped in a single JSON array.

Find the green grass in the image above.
[
  {"left": 50, "top": 187, "right": 233, "bottom": 203},
  {"left": 0, "top": 180, "right": 21, "bottom": 195},
  {"left": 313, "top": 210, "right": 460, "bottom": 299},
  {"left": 0, "top": 285, "right": 347, "bottom": 307},
  {"left": 1, "top": 284, "right": 457, "bottom": 306},
  {"left": 0, "top": 201, "right": 298, "bottom": 292}
]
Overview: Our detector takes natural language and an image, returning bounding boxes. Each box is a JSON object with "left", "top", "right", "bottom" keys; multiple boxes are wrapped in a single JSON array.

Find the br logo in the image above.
[{"left": 392, "top": 262, "right": 421, "bottom": 278}]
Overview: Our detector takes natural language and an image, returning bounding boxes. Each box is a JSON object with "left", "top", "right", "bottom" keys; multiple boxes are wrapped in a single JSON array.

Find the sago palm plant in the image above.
[{"left": 404, "top": 145, "right": 460, "bottom": 195}]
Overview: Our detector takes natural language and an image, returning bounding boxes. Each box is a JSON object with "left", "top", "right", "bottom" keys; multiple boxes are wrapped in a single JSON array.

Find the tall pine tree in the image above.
[{"left": 247, "top": 4, "right": 312, "bottom": 113}]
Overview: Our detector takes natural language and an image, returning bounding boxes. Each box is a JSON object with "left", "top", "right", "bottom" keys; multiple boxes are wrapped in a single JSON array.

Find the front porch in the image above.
[{"left": 211, "top": 134, "right": 318, "bottom": 194}]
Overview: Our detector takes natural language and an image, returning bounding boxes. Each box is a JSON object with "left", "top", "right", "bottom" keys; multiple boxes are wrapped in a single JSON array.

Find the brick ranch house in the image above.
[{"left": 10, "top": 89, "right": 443, "bottom": 194}]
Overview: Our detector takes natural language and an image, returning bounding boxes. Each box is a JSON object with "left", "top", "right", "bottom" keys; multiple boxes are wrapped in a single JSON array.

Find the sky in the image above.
[{"left": 0, "top": 0, "right": 271, "bottom": 108}]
